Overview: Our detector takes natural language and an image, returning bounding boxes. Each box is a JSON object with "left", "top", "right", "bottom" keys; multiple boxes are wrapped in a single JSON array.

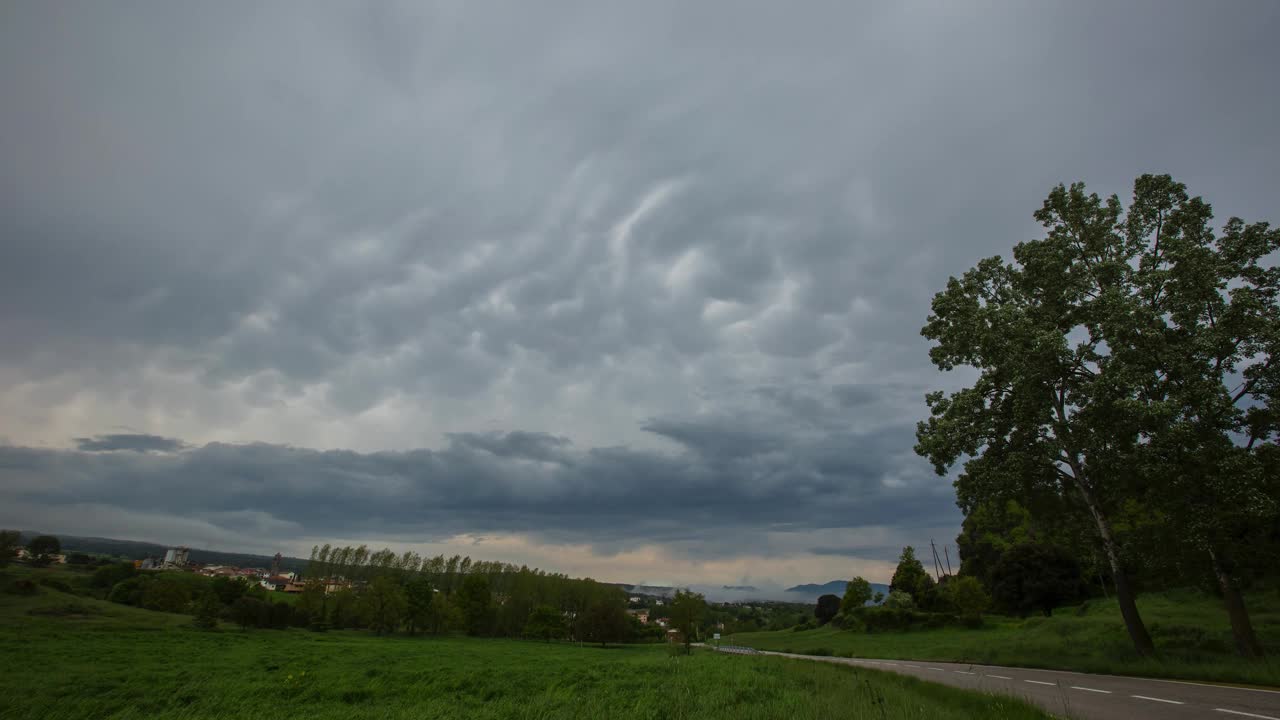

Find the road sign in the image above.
[{"left": 713, "top": 633, "right": 720, "bottom": 640}]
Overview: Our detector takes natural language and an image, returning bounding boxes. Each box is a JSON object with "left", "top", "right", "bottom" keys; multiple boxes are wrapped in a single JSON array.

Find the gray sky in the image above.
[{"left": 1, "top": 1, "right": 1277, "bottom": 589}]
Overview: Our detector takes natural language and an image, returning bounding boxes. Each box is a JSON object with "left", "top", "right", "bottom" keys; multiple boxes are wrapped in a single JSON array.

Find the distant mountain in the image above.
[
  {"left": 14, "top": 531, "right": 309, "bottom": 573},
  {"left": 785, "top": 580, "right": 891, "bottom": 600}
]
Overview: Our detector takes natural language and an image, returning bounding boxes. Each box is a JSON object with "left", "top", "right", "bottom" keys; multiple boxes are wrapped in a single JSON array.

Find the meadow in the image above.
[
  {"left": 0, "top": 573, "right": 1052, "bottom": 720},
  {"left": 730, "top": 589, "right": 1280, "bottom": 687}
]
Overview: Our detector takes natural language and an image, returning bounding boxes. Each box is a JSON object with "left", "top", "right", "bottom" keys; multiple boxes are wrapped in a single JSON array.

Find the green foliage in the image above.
[
  {"left": 917, "top": 174, "right": 1280, "bottom": 656},
  {"left": 26, "top": 535, "right": 61, "bottom": 565},
  {"left": 403, "top": 577, "right": 435, "bottom": 635},
  {"left": 813, "top": 594, "right": 840, "bottom": 625},
  {"left": 840, "top": 576, "right": 872, "bottom": 614},
  {"left": 733, "top": 588, "right": 1280, "bottom": 686},
  {"left": 360, "top": 575, "right": 408, "bottom": 635},
  {"left": 192, "top": 593, "right": 221, "bottom": 630},
  {"left": 577, "top": 597, "right": 630, "bottom": 647},
  {"left": 455, "top": 574, "right": 493, "bottom": 636},
  {"left": 989, "top": 544, "right": 1083, "bottom": 617},
  {"left": 0, "top": 530, "right": 19, "bottom": 567},
  {"left": 231, "top": 597, "right": 269, "bottom": 629},
  {"left": 669, "top": 589, "right": 707, "bottom": 653},
  {"left": 91, "top": 562, "right": 137, "bottom": 588},
  {"left": 883, "top": 590, "right": 915, "bottom": 610},
  {"left": 943, "top": 576, "right": 991, "bottom": 619},
  {"left": 0, "top": 586, "right": 1057, "bottom": 720},
  {"left": 524, "top": 604, "right": 566, "bottom": 642},
  {"left": 210, "top": 576, "right": 251, "bottom": 606}
]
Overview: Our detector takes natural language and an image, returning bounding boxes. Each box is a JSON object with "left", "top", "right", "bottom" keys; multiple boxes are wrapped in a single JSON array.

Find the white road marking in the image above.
[
  {"left": 881, "top": 662, "right": 899, "bottom": 666},
  {"left": 1025, "top": 680, "right": 1057, "bottom": 686},
  {"left": 987, "top": 675, "right": 1011, "bottom": 680},
  {"left": 1214, "top": 710, "right": 1280, "bottom": 720},
  {"left": 927, "top": 667, "right": 946, "bottom": 672},
  {"left": 1132, "top": 695, "right": 1184, "bottom": 705},
  {"left": 955, "top": 671, "right": 976, "bottom": 675},
  {"left": 1071, "top": 686, "right": 1111, "bottom": 694}
]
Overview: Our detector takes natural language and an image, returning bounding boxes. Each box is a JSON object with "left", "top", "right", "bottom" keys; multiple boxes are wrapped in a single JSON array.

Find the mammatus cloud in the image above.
[
  {"left": 1, "top": 2, "right": 1277, "bottom": 585},
  {"left": 73, "top": 434, "right": 186, "bottom": 453}
]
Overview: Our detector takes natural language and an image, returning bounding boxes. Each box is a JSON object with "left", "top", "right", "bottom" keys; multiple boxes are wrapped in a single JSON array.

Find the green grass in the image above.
[
  {"left": 0, "top": 576, "right": 1054, "bottom": 720},
  {"left": 730, "top": 589, "right": 1280, "bottom": 687}
]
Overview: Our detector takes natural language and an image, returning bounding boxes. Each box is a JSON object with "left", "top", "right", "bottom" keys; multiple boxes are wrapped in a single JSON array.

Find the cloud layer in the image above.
[{"left": 2, "top": 1, "right": 1277, "bottom": 584}]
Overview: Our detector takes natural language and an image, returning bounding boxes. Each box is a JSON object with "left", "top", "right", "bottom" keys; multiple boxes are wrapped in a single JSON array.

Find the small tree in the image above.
[
  {"left": 840, "top": 577, "right": 873, "bottom": 614},
  {"left": 231, "top": 597, "right": 269, "bottom": 629},
  {"left": 883, "top": 590, "right": 915, "bottom": 610},
  {"left": 0, "top": 530, "right": 21, "bottom": 566},
  {"left": 814, "top": 594, "right": 841, "bottom": 625},
  {"left": 192, "top": 593, "right": 221, "bottom": 630},
  {"left": 944, "top": 576, "right": 991, "bottom": 619},
  {"left": 578, "top": 598, "right": 630, "bottom": 647},
  {"left": 872, "top": 591, "right": 885, "bottom": 605},
  {"left": 26, "top": 535, "right": 61, "bottom": 565},
  {"left": 669, "top": 590, "right": 706, "bottom": 654},
  {"left": 889, "top": 547, "right": 934, "bottom": 601},
  {"left": 524, "top": 604, "right": 566, "bottom": 642}
]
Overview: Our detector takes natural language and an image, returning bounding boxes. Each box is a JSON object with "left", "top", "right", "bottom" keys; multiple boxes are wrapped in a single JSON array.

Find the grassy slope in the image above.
[
  {"left": 0, "top": 579, "right": 1054, "bottom": 720},
  {"left": 730, "top": 589, "right": 1280, "bottom": 686}
]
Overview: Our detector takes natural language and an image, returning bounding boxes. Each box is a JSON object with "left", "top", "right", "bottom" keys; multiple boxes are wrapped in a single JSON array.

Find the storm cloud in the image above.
[{"left": 1, "top": 1, "right": 1277, "bottom": 584}]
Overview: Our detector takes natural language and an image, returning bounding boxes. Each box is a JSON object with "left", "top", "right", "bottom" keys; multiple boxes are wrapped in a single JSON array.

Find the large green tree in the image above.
[
  {"left": 669, "top": 589, "right": 706, "bottom": 654},
  {"left": 916, "top": 175, "right": 1278, "bottom": 657}
]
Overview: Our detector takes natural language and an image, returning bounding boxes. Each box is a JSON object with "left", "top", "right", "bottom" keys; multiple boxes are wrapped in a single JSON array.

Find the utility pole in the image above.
[
  {"left": 943, "top": 546, "right": 953, "bottom": 577},
  {"left": 929, "top": 539, "right": 943, "bottom": 581}
]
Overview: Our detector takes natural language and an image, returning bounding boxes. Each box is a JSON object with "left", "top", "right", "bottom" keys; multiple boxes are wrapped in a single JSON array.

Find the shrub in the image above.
[
  {"left": 5, "top": 579, "right": 38, "bottom": 596},
  {"left": 92, "top": 563, "right": 138, "bottom": 589},
  {"left": 883, "top": 590, "right": 915, "bottom": 610},
  {"left": 37, "top": 576, "right": 73, "bottom": 593}
]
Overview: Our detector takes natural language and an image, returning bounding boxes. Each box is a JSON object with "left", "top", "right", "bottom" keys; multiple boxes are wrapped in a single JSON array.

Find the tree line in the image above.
[{"left": 913, "top": 175, "right": 1278, "bottom": 658}]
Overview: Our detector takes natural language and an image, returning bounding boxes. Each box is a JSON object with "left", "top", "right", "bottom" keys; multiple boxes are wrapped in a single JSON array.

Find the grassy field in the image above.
[
  {"left": 0, "top": 575, "right": 1053, "bottom": 720},
  {"left": 730, "top": 589, "right": 1280, "bottom": 687}
]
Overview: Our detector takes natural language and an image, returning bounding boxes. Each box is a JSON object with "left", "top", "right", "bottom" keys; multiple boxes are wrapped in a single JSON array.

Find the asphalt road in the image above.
[{"left": 718, "top": 647, "right": 1280, "bottom": 720}]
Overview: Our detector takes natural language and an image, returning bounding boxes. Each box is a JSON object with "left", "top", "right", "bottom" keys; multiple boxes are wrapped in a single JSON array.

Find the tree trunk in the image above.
[
  {"left": 1208, "top": 547, "right": 1264, "bottom": 659},
  {"left": 1077, "top": 486, "right": 1155, "bottom": 656}
]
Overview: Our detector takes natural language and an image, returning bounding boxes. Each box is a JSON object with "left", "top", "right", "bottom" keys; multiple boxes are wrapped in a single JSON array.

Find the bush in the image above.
[
  {"left": 806, "top": 647, "right": 834, "bottom": 656},
  {"left": 860, "top": 607, "right": 962, "bottom": 633},
  {"left": 37, "top": 576, "right": 73, "bottom": 593},
  {"left": 5, "top": 579, "right": 38, "bottom": 596},
  {"left": 92, "top": 563, "right": 138, "bottom": 589},
  {"left": 883, "top": 590, "right": 915, "bottom": 610}
]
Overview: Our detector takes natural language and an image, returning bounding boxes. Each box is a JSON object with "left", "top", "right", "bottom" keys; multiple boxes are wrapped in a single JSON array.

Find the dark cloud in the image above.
[
  {"left": 1, "top": 1, "right": 1277, "bottom": 579},
  {"left": 0, "top": 423, "right": 955, "bottom": 561},
  {"left": 73, "top": 434, "right": 186, "bottom": 453}
]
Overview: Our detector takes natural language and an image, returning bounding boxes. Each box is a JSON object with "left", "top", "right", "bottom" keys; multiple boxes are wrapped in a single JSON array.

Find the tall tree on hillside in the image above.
[{"left": 916, "top": 175, "right": 1278, "bottom": 657}]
